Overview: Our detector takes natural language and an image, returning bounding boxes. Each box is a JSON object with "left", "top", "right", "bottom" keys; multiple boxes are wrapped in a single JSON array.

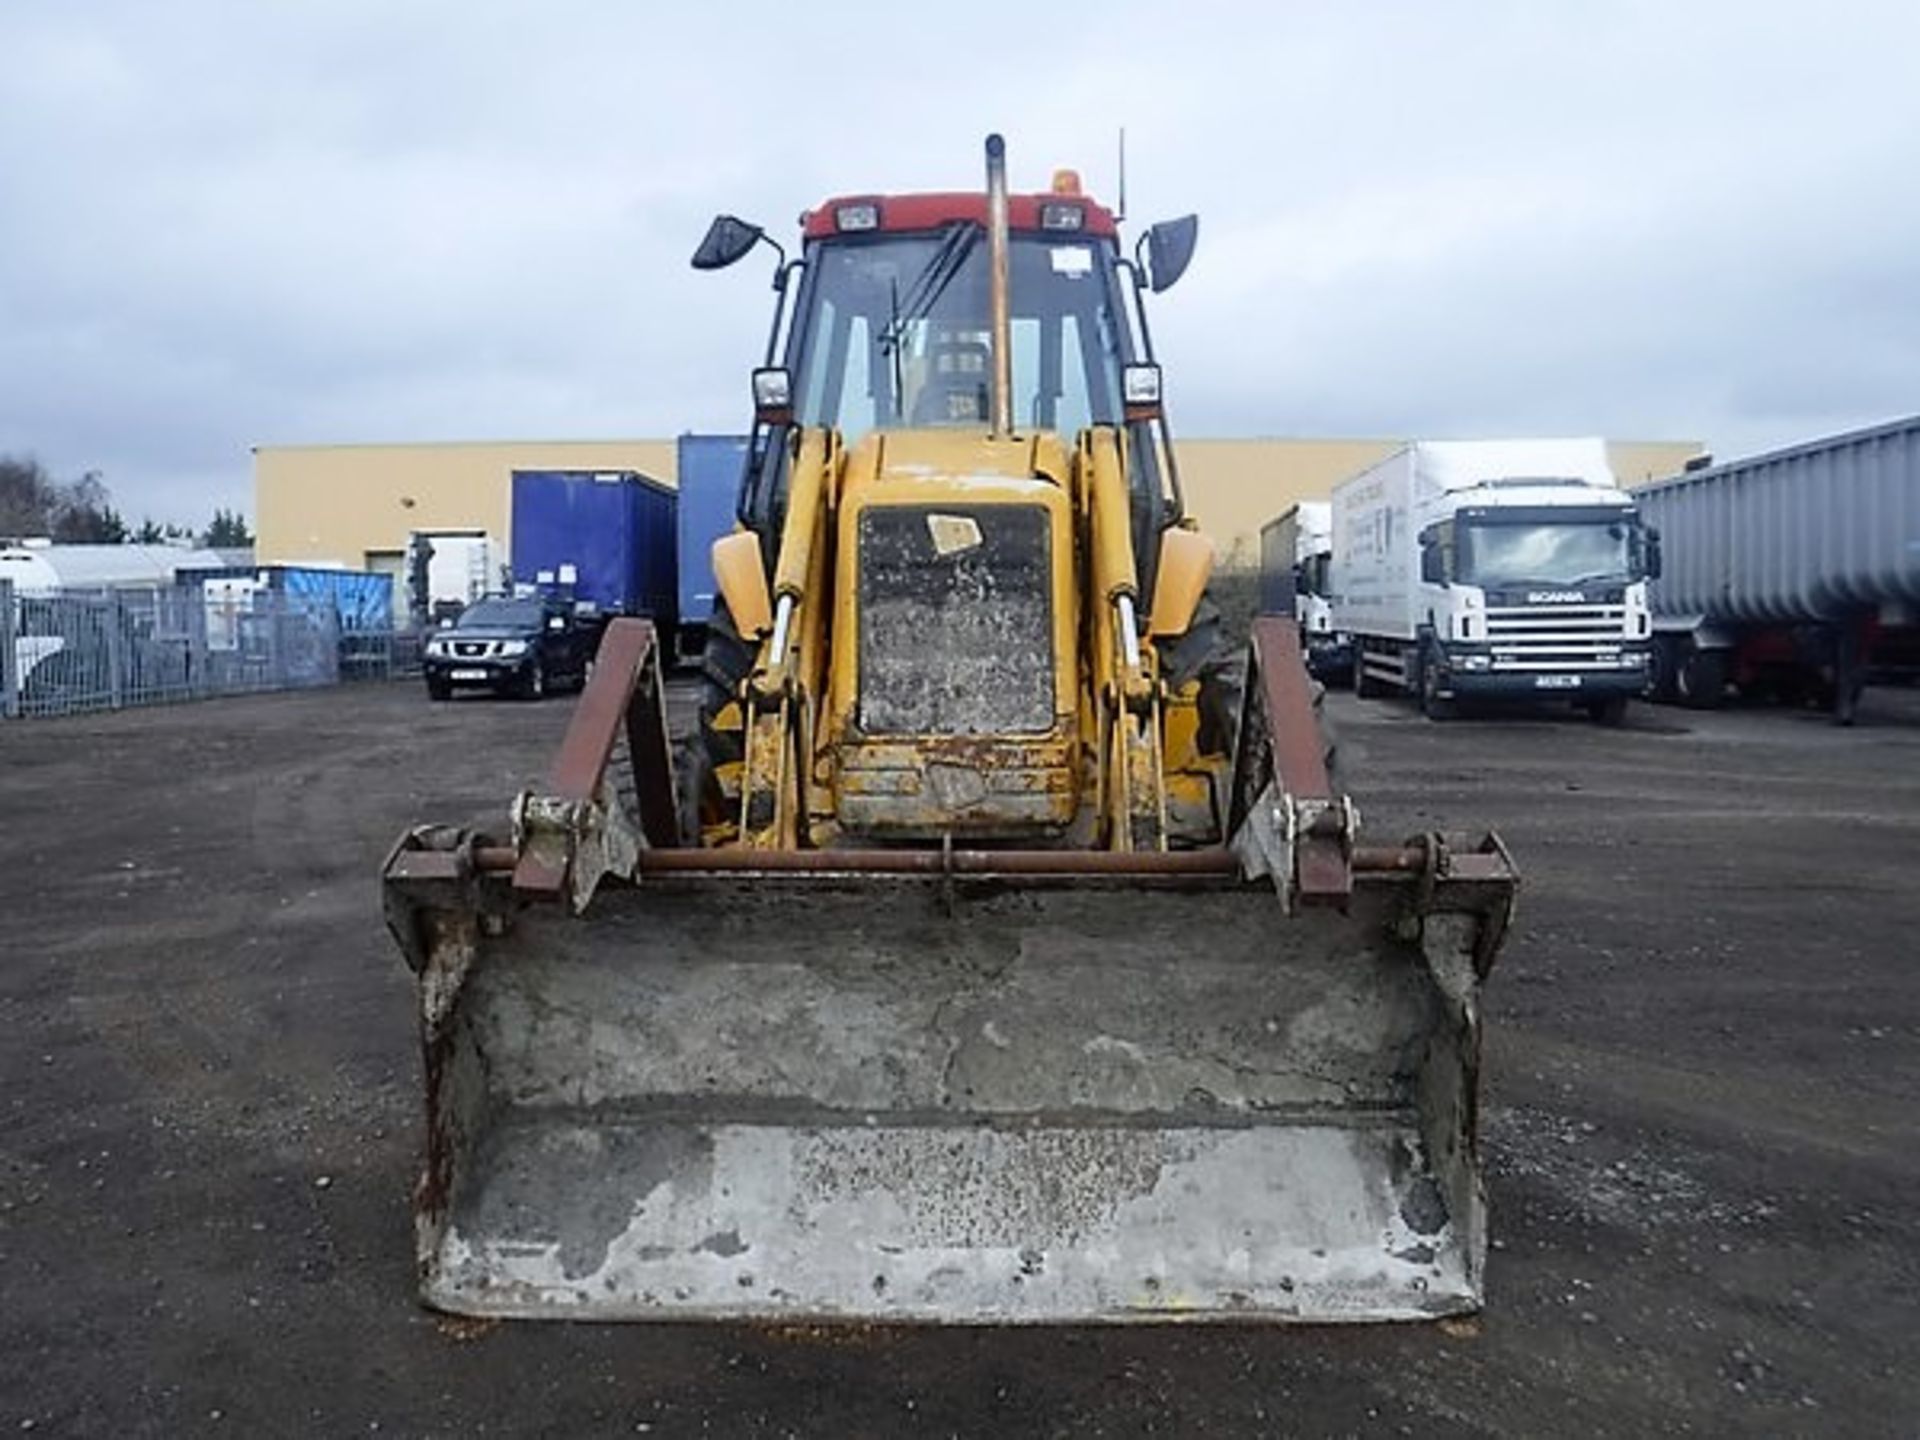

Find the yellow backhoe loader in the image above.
[{"left": 382, "top": 136, "right": 1517, "bottom": 1323}]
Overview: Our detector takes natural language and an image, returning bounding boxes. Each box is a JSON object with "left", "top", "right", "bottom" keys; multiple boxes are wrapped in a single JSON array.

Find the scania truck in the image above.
[
  {"left": 1332, "top": 438, "right": 1660, "bottom": 722},
  {"left": 1260, "top": 500, "right": 1351, "bottom": 682}
]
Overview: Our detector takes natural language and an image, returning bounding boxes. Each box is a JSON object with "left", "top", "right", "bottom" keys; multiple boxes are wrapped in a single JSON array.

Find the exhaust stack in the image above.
[{"left": 985, "top": 133, "right": 1013, "bottom": 438}]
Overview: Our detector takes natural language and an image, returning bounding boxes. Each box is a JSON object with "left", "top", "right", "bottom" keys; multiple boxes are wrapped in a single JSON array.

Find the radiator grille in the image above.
[
  {"left": 1485, "top": 604, "right": 1629, "bottom": 669},
  {"left": 858, "top": 505, "right": 1054, "bottom": 735}
]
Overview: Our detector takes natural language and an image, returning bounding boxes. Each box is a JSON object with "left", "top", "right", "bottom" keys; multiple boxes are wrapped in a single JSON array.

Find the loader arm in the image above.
[
  {"left": 1077, "top": 426, "right": 1171, "bottom": 849},
  {"left": 737, "top": 427, "right": 839, "bottom": 848}
]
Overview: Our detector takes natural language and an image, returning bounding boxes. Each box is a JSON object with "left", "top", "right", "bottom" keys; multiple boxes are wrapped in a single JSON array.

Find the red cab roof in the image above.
[{"left": 801, "top": 191, "right": 1119, "bottom": 241}]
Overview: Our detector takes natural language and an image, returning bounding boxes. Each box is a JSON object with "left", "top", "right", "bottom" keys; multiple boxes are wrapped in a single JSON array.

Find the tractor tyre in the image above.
[
  {"left": 1157, "top": 593, "right": 1245, "bottom": 760},
  {"left": 684, "top": 600, "right": 757, "bottom": 840}
]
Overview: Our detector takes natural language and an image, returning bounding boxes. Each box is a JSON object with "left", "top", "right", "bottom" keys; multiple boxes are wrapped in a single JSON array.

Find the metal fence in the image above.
[{"left": 2, "top": 578, "right": 405, "bottom": 720}]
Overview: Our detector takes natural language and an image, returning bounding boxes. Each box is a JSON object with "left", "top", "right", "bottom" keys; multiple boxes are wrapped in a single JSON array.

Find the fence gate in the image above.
[{"left": 5, "top": 580, "right": 396, "bottom": 720}]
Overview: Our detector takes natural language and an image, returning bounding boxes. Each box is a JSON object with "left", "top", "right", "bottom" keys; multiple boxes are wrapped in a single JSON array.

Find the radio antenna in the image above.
[{"left": 1116, "top": 126, "right": 1128, "bottom": 222}]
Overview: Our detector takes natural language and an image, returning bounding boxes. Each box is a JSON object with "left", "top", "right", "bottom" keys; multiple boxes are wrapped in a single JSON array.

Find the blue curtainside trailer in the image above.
[
  {"left": 675, "top": 433, "right": 749, "bottom": 657},
  {"left": 510, "top": 470, "right": 677, "bottom": 626}
]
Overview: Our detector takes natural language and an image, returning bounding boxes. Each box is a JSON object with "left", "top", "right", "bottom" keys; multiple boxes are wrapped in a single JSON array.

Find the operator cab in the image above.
[{"left": 692, "top": 175, "right": 1198, "bottom": 591}]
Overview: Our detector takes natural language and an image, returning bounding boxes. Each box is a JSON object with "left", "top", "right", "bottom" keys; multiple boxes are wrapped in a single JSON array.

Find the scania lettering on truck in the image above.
[
  {"left": 1260, "top": 500, "right": 1351, "bottom": 682},
  {"left": 1332, "top": 438, "right": 1660, "bottom": 722}
]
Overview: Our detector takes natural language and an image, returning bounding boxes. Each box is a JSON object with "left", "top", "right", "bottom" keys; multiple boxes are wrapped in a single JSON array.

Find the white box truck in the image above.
[
  {"left": 1331, "top": 439, "right": 1660, "bottom": 722},
  {"left": 1260, "top": 501, "right": 1352, "bottom": 682}
]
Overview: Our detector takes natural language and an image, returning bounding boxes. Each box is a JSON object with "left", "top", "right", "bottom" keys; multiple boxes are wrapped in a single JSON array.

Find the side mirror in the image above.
[
  {"left": 1145, "top": 215, "right": 1199, "bottom": 293},
  {"left": 692, "top": 214, "right": 765, "bottom": 271},
  {"left": 1645, "top": 527, "right": 1663, "bottom": 581},
  {"left": 1420, "top": 544, "right": 1445, "bottom": 585}
]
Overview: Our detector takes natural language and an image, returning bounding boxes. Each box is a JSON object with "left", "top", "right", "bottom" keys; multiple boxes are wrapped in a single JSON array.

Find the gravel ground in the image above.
[{"left": 2, "top": 678, "right": 1916, "bottom": 1437}]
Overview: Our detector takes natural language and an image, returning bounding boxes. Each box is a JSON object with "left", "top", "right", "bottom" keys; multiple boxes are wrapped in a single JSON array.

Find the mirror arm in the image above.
[
  {"left": 762, "top": 260, "right": 801, "bottom": 365},
  {"left": 735, "top": 258, "right": 807, "bottom": 533},
  {"left": 1115, "top": 257, "right": 1183, "bottom": 525},
  {"left": 1116, "top": 256, "right": 1159, "bottom": 362}
]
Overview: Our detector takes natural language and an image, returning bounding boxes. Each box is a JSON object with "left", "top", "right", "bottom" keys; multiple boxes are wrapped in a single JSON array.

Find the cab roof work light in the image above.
[{"left": 834, "top": 201, "right": 881, "bottom": 232}]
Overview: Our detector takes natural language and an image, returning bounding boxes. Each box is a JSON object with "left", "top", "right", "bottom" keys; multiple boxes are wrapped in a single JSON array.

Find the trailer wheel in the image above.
[{"left": 1676, "top": 643, "right": 1726, "bottom": 709}]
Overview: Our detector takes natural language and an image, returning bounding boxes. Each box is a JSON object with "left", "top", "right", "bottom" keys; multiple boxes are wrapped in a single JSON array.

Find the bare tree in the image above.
[
  {"left": 0, "top": 456, "right": 130, "bottom": 543},
  {"left": 0, "top": 455, "right": 60, "bottom": 538}
]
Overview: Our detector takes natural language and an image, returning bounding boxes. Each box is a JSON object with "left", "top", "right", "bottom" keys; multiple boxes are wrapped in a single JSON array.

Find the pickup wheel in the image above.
[
  {"left": 426, "top": 677, "right": 451, "bottom": 702},
  {"left": 519, "top": 658, "right": 547, "bottom": 701}
]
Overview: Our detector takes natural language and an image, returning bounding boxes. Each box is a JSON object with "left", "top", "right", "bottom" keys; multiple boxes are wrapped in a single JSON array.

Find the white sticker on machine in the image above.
[
  {"left": 1050, "top": 246, "right": 1092, "bottom": 277},
  {"left": 926, "top": 513, "right": 984, "bottom": 556}
]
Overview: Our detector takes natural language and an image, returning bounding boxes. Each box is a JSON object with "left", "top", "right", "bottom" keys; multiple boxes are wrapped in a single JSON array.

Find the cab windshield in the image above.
[
  {"left": 1459, "top": 520, "right": 1637, "bottom": 588},
  {"left": 791, "top": 227, "right": 1129, "bottom": 447}
]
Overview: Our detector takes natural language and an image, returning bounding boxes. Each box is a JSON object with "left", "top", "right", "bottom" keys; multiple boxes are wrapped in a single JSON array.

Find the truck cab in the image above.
[
  {"left": 1262, "top": 500, "right": 1352, "bottom": 683},
  {"left": 1335, "top": 440, "right": 1661, "bottom": 721}
]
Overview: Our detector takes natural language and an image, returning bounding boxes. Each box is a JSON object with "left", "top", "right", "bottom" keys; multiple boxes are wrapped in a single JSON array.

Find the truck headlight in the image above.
[
  {"left": 1459, "top": 653, "right": 1493, "bottom": 671},
  {"left": 497, "top": 640, "right": 528, "bottom": 658}
]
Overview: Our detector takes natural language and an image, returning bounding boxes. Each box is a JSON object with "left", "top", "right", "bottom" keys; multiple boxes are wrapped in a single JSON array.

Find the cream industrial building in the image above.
[{"left": 254, "top": 435, "right": 1703, "bottom": 582}]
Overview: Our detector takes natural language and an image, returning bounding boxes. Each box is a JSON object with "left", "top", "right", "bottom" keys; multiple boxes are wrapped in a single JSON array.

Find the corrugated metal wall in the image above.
[{"left": 1639, "top": 416, "right": 1920, "bottom": 624}]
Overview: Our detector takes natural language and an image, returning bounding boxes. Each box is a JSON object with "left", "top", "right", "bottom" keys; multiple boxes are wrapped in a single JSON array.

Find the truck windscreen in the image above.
[{"left": 1459, "top": 519, "right": 1636, "bottom": 588}]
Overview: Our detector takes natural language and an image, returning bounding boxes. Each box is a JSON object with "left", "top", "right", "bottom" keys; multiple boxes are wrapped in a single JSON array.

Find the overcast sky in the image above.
[{"left": 3, "top": 1, "right": 1916, "bottom": 524}]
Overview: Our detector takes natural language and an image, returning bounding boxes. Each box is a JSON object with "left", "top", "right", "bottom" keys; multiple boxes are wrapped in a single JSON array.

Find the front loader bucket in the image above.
[{"left": 382, "top": 849, "right": 1513, "bottom": 1324}]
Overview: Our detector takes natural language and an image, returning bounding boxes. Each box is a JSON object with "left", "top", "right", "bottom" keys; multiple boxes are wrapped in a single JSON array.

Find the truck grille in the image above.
[
  {"left": 858, "top": 504, "right": 1053, "bottom": 735},
  {"left": 1484, "top": 604, "right": 1630, "bottom": 670}
]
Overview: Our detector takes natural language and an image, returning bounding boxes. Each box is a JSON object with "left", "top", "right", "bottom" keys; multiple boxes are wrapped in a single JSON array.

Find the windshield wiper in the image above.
[{"left": 879, "top": 222, "right": 980, "bottom": 362}]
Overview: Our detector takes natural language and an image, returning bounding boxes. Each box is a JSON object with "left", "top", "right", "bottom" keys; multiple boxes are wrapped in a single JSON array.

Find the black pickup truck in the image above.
[{"left": 422, "top": 596, "right": 594, "bottom": 701}]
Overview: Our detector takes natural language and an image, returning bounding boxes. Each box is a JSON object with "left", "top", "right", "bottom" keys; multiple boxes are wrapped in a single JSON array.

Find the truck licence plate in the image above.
[
  {"left": 1533, "top": 674, "right": 1580, "bottom": 690},
  {"left": 451, "top": 668, "right": 491, "bottom": 681}
]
